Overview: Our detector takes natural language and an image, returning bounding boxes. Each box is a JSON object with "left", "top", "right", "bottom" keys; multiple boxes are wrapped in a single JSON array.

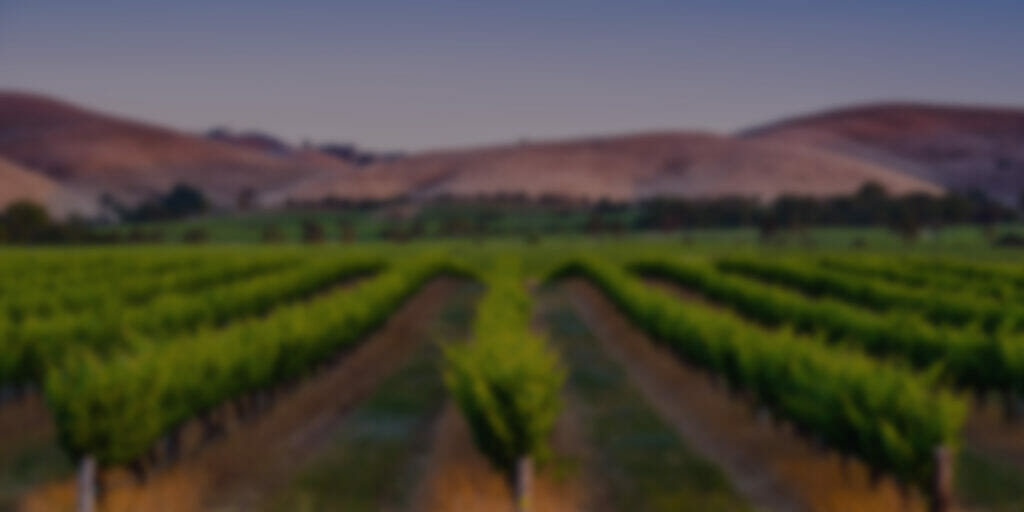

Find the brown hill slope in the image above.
[
  {"left": 744, "top": 103, "right": 1024, "bottom": 204},
  {"left": 0, "top": 92, "right": 353, "bottom": 207},
  {"left": 277, "top": 131, "right": 942, "bottom": 204},
  {"left": 0, "top": 156, "right": 96, "bottom": 217}
]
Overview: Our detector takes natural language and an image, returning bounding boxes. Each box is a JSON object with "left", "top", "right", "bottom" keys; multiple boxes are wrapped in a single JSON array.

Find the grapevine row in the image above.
[
  {"left": 634, "top": 258, "right": 1024, "bottom": 396},
  {"left": 444, "top": 256, "right": 564, "bottom": 509},
  {"left": 0, "top": 255, "right": 382, "bottom": 386},
  {"left": 0, "top": 253, "right": 297, "bottom": 322},
  {"left": 901, "top": 257, "right": 1024, "bottom": 290},
  {"left": 551, "top": 257, "right": 964, "bottom": 495},
  {"left": 818, "top": 255, "right": 1024, "bottom": 301},
  {"left": 717, "top": 256, "right": 1021, "bottom": 332},
  {"left": 0, "top": 249, "right": 212, "bottom": 292},
  {"left": 45, "top": 255, "right": 466, "bottom": 466}
]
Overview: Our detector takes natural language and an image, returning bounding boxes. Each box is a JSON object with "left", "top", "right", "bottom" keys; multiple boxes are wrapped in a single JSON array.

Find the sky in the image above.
[{"left": 1, "top": 0, "right": 1023, "bottom": 151}]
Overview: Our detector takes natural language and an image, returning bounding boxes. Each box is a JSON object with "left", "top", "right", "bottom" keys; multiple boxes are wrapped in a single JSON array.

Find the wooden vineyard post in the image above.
[
  {"left": 76, "top": 455, "right": 97, "bottom": 512},
  {"left": 514, "top": 456, "right": 533, "bottom": 512},
  {"left": 930, "top": 446, "right": 953, "bottom": 512}
]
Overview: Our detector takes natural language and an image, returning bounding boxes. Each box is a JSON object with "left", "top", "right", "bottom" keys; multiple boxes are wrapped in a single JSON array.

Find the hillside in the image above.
[
  {"left": 12, "top": 93, "right": 1021, "bottom": 212},
  {"left": 744, "top": 103, "right": 1024, "bottom": 204},
  {"left": 276, "top": 131, "right": 942, "bottom": 204},
  {"left": 0, "top": 92, "right": 353, "bottom": 208},
  {"left": 0, "top": 156, "right": 96, "bottom": 217}
]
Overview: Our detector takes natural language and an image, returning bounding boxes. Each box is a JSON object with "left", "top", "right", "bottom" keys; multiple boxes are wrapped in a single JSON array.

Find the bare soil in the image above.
[
  {"left": 413, "top": 402, "right": 585, "bottom": 512},
  {"left": 20, "top": 277, "right": 463, "bottom": 512},
  {"left": 0, "top": 394, "right": 54, "bottom": 466},
  {"left": 965, "top": 400, "right": 1024, "bottom": 471},
  {"left": 536, "top": 286, "right": 750, "bottom": 511},
  {"left": 563, "top": 278, "right": 927, "bottom": 512},
  {"left": 0, "top": 393, "right": 69, "bottom": 509}
]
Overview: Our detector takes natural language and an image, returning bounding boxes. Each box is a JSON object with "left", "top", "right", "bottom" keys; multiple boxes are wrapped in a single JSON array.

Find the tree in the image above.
[
  {"left": 893, "top": 213, "right": 922, "bottom": 243},
  {"left": 966, "top": 188, "right": 1002, "bottom": 240},
  {"left": 0, "top": 200, "right": 54, "bottom": 243},
  {"left": 262, "top": 224, "right": 285, "bottom": 243},
  {"left": 848, "top": 182, "right": 890, "bottom": 225},
  {"left": 584, "top": 211, "right": 606, "bottom": 234},
  {"left": 338, "top": 219, "right": 355, "bottom": 243},
  {"left": 124, "top": 183, "right": 209, "bottom": 222},
  {"left": 758, "top": 215, "right": 779, "bottom": 244},
  {"left": 302, "top": 220, "right": 324, "bottom": 244},
  {"left": 772, "top": 195, "right": 820, "bottom": 234},
  {"left": 162, "top": 184, "right": 209, "bottom": 218},
  {"left": 182, "top": 228, "right": 208, "bottom": 244}
]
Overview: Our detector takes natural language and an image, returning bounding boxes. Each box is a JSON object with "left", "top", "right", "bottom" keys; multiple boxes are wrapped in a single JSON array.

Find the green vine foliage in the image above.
[
  {"left": 44, "top": 256, "right": 464, "bottom": 464},
  {"left": 444, "top": 257, "right": 565, "bottom": 473},
  {"left": 550, "top": 257, "right": 965, "bottom": 491}
]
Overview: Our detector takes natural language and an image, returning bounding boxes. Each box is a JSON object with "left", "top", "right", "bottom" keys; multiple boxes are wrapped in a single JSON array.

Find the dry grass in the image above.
[
  {"left": 747, "top": 103, "right": 1024, "bottom": 204},
  {"left": 0, "top": 92, "right": 351, "bottom": 207},
  {"left": 0, "top": 156, "right": 95, "bottom": 217},
  {"left": 278, "top": 131, "right": 941, "bottom": 204}
]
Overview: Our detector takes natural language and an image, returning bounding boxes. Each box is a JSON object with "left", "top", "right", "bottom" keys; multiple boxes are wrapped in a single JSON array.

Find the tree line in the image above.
[
  {"left": 631, "top": 183, "right": 1016, "bottom": 234},
  {"left": 2, "top": 181, "right": 1022, "bottom": 244}
]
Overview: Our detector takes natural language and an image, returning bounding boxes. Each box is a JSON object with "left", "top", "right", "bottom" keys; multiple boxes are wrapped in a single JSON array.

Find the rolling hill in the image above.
[
  {"left": 744, "top": 103, "right": 1024, "bottom": 205},
  {"left": 275, "top": 131, "right": 942, "bottom": 204},
  {"left": 9, "top": 92, "right": 1024, "bottom": 214},
  {"left": 0, "top": 92, "right": 353, "bottom": 210},
  {"left": 0, "top": 156, "right": 97, "bottom": 217}
]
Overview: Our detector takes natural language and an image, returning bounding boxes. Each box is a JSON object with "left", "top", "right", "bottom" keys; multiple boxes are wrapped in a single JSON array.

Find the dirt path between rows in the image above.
[
  {"left": 21, "top": 277, "right": 463, "bottom": 512},
  {"left": 412, "top": 401, "right": 586, "bottom": 512},
  {"left": 964, "top": 402, "right": 1024, "bottom": 470},
  {"left": 0, "top": 393, "right": 63, "bottom": 509},
  {"left": 648, "top": 272, "right": 1024, "bottom": 505},
  {"left": 562, "top": 278, "right": 925, "bottom": 512},
  {"left": 0, "top": 395, "right": 54, "bottom": 467}
]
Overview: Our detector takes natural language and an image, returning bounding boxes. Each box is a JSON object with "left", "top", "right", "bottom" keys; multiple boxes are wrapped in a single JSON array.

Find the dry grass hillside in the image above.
[
  {"left": 745, "top": 103, "right": 1024, "bottom": 204},
  {"left": 0, "top": 92, "right": 353, "bottom": 208},
  {"left": 14, "top": 93, "right": 1024, "bottom": 212},
  {"left": 278, "top": 131, "right": 942, "bottom": 203},
  {"left": 0, "top": 156, "right": 96, "bottom": 217}
]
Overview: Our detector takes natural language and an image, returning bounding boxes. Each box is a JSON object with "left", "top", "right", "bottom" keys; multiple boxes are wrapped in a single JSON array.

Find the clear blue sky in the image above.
[{"left": 2, "top": 1, "right": 1022, "bottom": 150}]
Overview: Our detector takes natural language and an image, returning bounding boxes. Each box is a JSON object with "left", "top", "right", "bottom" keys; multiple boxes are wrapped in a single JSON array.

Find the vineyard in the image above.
[{"left": 2, "top": 242, "right": 1024, "bottom": 511}]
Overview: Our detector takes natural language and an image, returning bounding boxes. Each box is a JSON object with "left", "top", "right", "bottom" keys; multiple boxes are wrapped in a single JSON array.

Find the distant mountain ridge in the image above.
[{"left": 1, "top": 91, "right": 1022, "bottom": 216}]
